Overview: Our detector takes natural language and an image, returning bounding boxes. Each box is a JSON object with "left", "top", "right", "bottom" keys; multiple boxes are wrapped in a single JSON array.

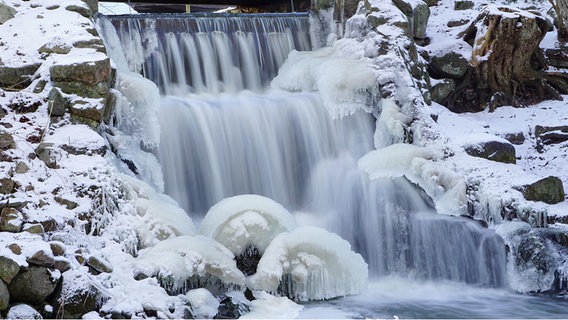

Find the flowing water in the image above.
[{"left": 99, "top": 13, "right": 568, "bottom": 318}]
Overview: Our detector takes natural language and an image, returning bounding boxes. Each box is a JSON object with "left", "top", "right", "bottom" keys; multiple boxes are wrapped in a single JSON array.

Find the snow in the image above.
[
  {"left": 185, "top": 288, "right": 220, "bottom": 318},
  {"left": 7, "top": 304, "right": 42, "bottom": 319},
  {"left": 199, "top": 194, "right": 297, "bottom": 255},
  {"left": 248, "top": 226, "right": 368, "bottom": 302},
  {"left": 135, "top": 235, "right": 246, "bottom": 292},
  {"left": 241, "top": 291, "right": 303, "bottom": 319}
]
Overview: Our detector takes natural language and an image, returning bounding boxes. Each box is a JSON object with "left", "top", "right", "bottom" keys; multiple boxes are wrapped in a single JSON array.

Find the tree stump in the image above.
[
  {"left": 549, "top": 0, "right": 568, "bottom": 41},
  {"left": 446, "top": 5, "right": 568, "bottom": 112}
]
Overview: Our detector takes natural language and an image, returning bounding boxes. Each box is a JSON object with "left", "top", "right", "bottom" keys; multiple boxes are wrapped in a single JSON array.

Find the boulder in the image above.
[
  {"left": 0, "top": 63, "right": 42, "bottom": 90},
  {"left": 0, "top": 3, "right": 16, "bottom": 25},
  {"left": 392, "top": 0, "right": 430, "bottom": 39},
  {"left": 55, "top": 269, "right": 101, "bottom": 319},
  {"left": 464, "top": 140, "right": 516, "bottom": 164},
  {"left": 27, "top": 250, "right": 55, "bottom": 268},
  {"left": 6, "top": 304, "right": 43, "bottom": 319},
  {"left": 23, "top": 223, "right": 45, "bottom": 234},
  {"left": 49, "top": 58, "right": 111, "bottom": 86},
  {"left": 65, "top": 4, "right": 92, "bottom": 18},
  {"left": 454, "top": 0, "right": 474, "bottom": 10},
  {"left": 501, "top": 132, "right": 526, "bottom": 145},
  {"left": 87, "top": 256, "right": 113, "bottom": 274},
  {"left": 0, "top": 131, "right": 15, "bottom": 150},
  {"left": 521, "top": 176, "right": 565, "bottom": 205},
  {"left": 535, "top": 125, "right": 568, "bottom": 145},
  {"left": 68, "top": 98, "right": 107, "bottom": 122},
  {"left": 430, "top": 78, "right": 455, "bottom": 104},
  {"left": 0, "top": 256, "right": 20, "bottom": 284},
  {"left": 47, "top": 88, "right": 69, "bottom": 117},
  {"left": 0, "top": 178, "right": 18, "bottom": 194},
  {"left": 35, "top": 142, "right": 60, "bottom": 169},
  {"left": 0, "top": 280, "right": 9, "bottom": 311},
  {"left": 429, "top": 51, "right": 469, "bottom": 79},
  {"left": 8, "top": 266, "right": 60, "bottom": 304},
  {"left": 0, "top": 207, "right": 23, "bottom": 232}
]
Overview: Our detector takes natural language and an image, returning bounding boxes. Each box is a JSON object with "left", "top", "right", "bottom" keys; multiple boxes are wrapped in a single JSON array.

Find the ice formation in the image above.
[
  {"left": 248, "top": 226, "right": 368, "bottom": 302},
  {"left": 134, "top": 235, "right": 246, "bottom": 293},
  {"left": 199, "top": 194, "right": 297, "bottom": 255}
]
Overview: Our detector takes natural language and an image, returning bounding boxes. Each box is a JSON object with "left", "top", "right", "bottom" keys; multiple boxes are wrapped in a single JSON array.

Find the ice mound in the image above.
[
  {"left": 248, "top": 226, "right": 368, "bottom": 302},
  {"left": 135, "top": 235, "right": 246, "bottom": 293},
  {"left": 199, "top": 194, "right": 297, "bottom": 256}
]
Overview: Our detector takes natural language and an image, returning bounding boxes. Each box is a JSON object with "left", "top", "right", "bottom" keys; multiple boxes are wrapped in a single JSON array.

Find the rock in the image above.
[
  {"left": 447, "top": 18, "right": 470, "bottom": 27},
  {"left": 0, "top": 63, "right": 42, "bottom": 90},
  {"left": 82, "top": 0, "right": 99, "bottom": 15},
  {"left": 501, "top": 132, "right": 526, "bottom": 145},
  {"left": 430, "top": 78, "right": 455, "bottom": 104},
  {"left": 68, "top": 98, "right": 107, "bottom": 122},
  {"left": 27, "top": 250, "right": 54, "bottom": 268},
  {"left": 235, "top": 245, "right": 261, "bottom": 276},
  {"left": 7, "top": 304, "right": 43, "bottom": 319},
  {"left": 392, "top": 0, "right": 430, "bottom": 39},
  {"left": 15, "top": 162, "right": 29, "bottom": 174},
  {"left": 535, "top": 125, "right": 568, "bottom": 145},
  {"left": 49, "top": 58, "right": 111, "bottom": 86},
  {"left": 429, "top": 51, "right": 469, "bottom": 79},
  {"left": 23, "top": 223, "right": 45, "bottom": 234},
  {"left": 47, "top": 88, "right": 69, "bottom": 117},
  {"left": 0, "top": 256, "right": 20, "bottom": 284},
  {"left": 55, "top": 269, "right": 101, "bottom": 318},
  {"left": 0, "top": 3, "right": 16, "bottom": 25},
  {"left": 521, "top": 176, "right": 565, "bottom": 205},
  {"left": 516, "top": 233, "right": 553, "bottom": 274},
  {"left": 0, "top": 280, "right": 9, "bottom": 311},
  {"left": 53, "top": 257, "right": 71, "bottom": 273},
  {"left": 65, "top": 4, "right": 92, "bottom": 18},
  {"left": 0, "top": 207, "right": 23, "bottom": 232},
  {"left": 8, "top": 243, "right": 22, "bottom": 255},
  {"left": 0, "top": 131, "right": 16, "bottom": 150},
  {"left": 424, "top": 0, "right": 439, "bottom": 6},
  {"left": 8, "top": 266, "right": 61, "bottom": 304},
  {"left": 38, "top": 42, "right": 71, "bottom": 55},
  {"left": 73, "top": 39, "right": 105, "bottom": 52},
  {"left": 35, "top": 142, "right": 60, "bottom": 169},
  {"left": 0, "top": 178, "right": 17, "bottom": 194},
  {"left": 56, "top": 81, "right": 110, "bottom": 99},
  {"left": 454, "top": 0, "right": 474, "bottom": 10},
  {"left": 87, "top": 256, "right": 113, "bottom": 274},
  {"left": 54, "top": 197, "right": 78, "bottom": 210},
  {"left": 464, "top": 140, "right": 516, "bottom": 164},
  {"left": 49, "top": 241, "right": 66, "bottom": 256}
]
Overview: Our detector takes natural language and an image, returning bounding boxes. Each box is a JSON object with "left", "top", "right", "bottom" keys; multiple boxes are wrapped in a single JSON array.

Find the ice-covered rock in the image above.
[
  {"left": 135, "top": 235, "right": 246, "bottom": 293},
  {"left": 248, "top": 226, "right": 368, "bottom": 302},
  {"left": 199, "top": 194, "right": 297, "bottom": 256}
]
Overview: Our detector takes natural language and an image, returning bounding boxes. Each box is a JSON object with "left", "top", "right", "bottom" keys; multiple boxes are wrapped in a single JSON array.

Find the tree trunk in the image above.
[
  {"left": 447, "top": 5, "right": 567, "bottom": 112},
  {"left": 550, "top": 0, "right": 568, "bottom": 41}
]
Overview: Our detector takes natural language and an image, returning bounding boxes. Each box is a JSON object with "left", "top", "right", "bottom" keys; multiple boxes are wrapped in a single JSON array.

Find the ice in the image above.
[
  {"left": 199, "top": 194, "right": 297, "bottom": 255},
  {"left": 185, "top": 288, "right": 220, "bottom": 318},
  {"left": 248, "top": 226, "right": 368, "bottom": 302},
  {"left": 241, "top": 291, "right": 303, "bottom": 319},
  {"left": 135, "top": 235, "right": 246, "bottom": 292}
]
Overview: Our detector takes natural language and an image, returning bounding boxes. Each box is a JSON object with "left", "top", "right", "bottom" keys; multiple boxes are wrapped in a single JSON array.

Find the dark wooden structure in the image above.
[{"left": 98, "top": 0, "right": 313, "bottom": 13}]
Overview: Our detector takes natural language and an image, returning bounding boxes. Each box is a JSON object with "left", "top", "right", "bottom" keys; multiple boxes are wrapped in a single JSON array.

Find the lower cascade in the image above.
[{"left": 98, "top": 9, "right": 510, "bottom": 309}]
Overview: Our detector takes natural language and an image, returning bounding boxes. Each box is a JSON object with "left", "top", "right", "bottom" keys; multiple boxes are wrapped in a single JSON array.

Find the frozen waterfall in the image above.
[{"left": 99, "top": 12, "right": 507, "bottom": 291}]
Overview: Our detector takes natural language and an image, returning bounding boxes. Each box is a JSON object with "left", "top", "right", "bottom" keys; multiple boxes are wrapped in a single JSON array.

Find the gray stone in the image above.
[
  {"left": 424, "top": 0, "right": 439, "bottom": 5},
  {"left": 0, "top": 3, "right": 16, "bottom": 25},
  {"left": 68, "top": 98, "right": 107, "bottom": 122},
  {"left": 49, "top": 241, "right": 66, "bottom": 256},
  {"left": 50, "top": 59, "right": 111, "bottom": 86},
  {"left": 501, "top": 132, "right": 526, "bottom": 145},
  {"left": 65, "top": 4, "right": 92, "bottom": 18},
  {"left": 447, "top": 18, "right": 470, "bottom": 27},
  {"left": 47, "top": 88, "right": 69, "bottom": 117},
  {"left": 464, "top": 140, "right": 516, "bottom": 164},
  {"left": 0, "top": 178, "right": 17, "bottom": 194},
  {"left": 0, "top": 131, "right": 15, "bottom": 150},
  {"left": 53, "top": 257, "right": 71, "bottom": 273},
  {"left": 55, "top": 80, "right": 110, "bottom": 99},
  {"left": 429, "top": 51, "right": 469, "bottom": 79},
  {"left": 535, "top": 125, "right": 568, "bottom": 145},
  {"left": 0, "top": 256, "right": 20, "bottom": 284},
  {"left": 15, "top": 162, "right": 29, "bottom": 174},
  {"left": 87, "top": 256, "right": 113, "bottom": 274},
  {"left": 8, "top": 266, "right": 60, "bottom": 304},
  {"left": 454, "top": 0, "right": 474, "bottom": 10},
  {"left": 430, "top": 78, "right": 455, "bottom": 104},
  {"left": 0, "top": 280, "right": 9, "bottom": 311},
  {"left": 35, "top": 142, "right": 60, "bottom": 169},
  {"left": 7, "top": 304, "right": 43, "bottom": 319},
  {"left": 0, "top": 63, "right": 42, "bottom": 90},
  {"left": 38, "top": 42, "right": 71, "bottom": 55},
  {"left": 54, "top": 197, "right": 78, "bottom": 210},
  {"left": 55, "top": 269, "right": 101, "bottom": 318},
  {"left": 27, "top": 250, "right": 54, "bottom": 268},
  {"left": 82, "top": 0, "right": 98, "bottom": 15},
  {"left": 392, "top": 0, "right": 430, "bottom": 39},
  {"left": 522, "top": 176, "right": 565, "bottom": 205},
  {"left": 23, "top": 223, "right": 45, "bottom": 234}
]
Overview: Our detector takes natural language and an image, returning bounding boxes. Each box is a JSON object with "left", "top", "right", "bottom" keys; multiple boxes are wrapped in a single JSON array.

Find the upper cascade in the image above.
[{"left": 100, "top": 13, "right": 312, "bottom": 95}]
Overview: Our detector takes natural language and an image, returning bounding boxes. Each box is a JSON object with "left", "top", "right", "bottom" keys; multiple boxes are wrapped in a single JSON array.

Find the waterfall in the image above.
[{"left": 99, "top": 13, "right": 507, "bottom": 288}]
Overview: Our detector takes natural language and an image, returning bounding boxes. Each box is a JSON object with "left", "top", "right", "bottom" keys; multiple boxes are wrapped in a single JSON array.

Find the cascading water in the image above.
[{"left": 97, "top": 11, "right": 520, "bottom": 314}]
